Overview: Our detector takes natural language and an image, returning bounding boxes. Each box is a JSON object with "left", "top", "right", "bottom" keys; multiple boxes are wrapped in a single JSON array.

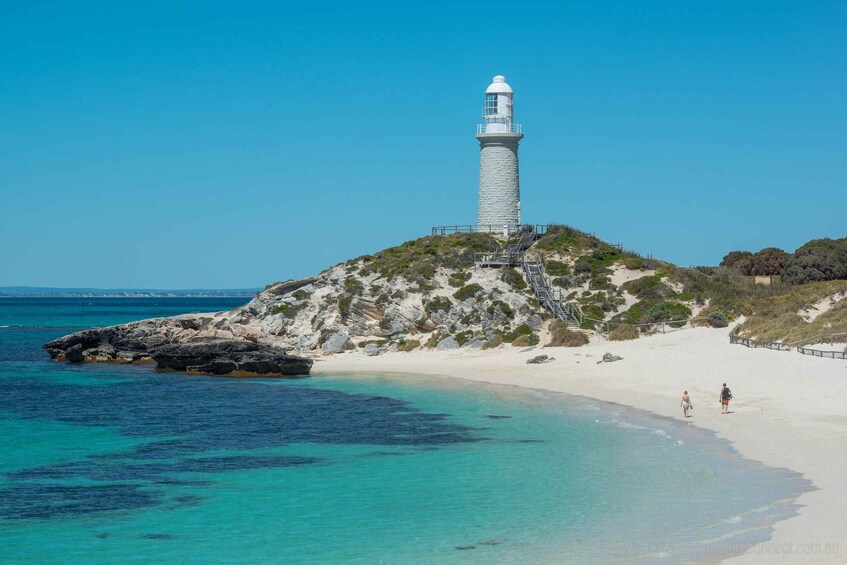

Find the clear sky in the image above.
[{"left": 1, "top": 1, "right": 845, "bottom": 288}]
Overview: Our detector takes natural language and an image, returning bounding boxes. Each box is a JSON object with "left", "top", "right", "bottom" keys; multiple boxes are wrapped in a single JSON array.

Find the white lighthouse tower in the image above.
[{"left": 476, "top": 75, "right": 523, "bottom": 231}]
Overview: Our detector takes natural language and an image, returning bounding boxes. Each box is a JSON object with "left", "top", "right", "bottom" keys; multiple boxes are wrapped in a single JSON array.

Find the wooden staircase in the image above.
[
  {"left": 471, "top": 225, "right": 583, "bottom": 327},
  {"left": 521, "top": 255, "right": 583, "bottom": 327}
]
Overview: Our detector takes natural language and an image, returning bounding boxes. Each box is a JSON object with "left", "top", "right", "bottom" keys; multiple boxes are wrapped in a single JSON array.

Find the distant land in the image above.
[{"left": 0, "top": 287, "right": 259, "bottom": 298}]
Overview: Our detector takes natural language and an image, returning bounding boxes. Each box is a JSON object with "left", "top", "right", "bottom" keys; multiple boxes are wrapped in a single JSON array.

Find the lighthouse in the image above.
[{"left": 476, "top": 75, "right": 523, "bottom": 231}]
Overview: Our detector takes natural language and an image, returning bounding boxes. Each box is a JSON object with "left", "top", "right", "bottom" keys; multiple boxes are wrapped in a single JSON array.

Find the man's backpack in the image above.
[{"left": 723, "top": 388, "right": 732, "bottom": 400}]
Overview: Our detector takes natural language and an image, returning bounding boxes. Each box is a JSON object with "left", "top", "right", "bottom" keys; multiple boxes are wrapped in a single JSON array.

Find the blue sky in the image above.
[{"left": 1, "top": 1, "right": 845, "bottom": 288}]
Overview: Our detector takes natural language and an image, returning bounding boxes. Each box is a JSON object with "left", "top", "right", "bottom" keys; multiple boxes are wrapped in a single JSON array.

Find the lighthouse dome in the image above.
[{"left": 485, "top": 75, "right": 513, "bottom": 94}]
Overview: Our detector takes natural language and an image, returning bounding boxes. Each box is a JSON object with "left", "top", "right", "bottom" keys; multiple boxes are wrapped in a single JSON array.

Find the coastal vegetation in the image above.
[
  {"left": 720, "top": 237, "right": 847, "bottom": 284},
  {"left": 546, "top": 320, "right": 590, "bottom": 347}
]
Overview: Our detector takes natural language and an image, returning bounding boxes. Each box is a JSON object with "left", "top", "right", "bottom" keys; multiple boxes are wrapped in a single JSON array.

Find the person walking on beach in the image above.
[
  {"left": 680, "top": 391, "right": 693, "bottom": 418},
  {"left": 720, "top": 383, "right": 732, "bottom": 414}
]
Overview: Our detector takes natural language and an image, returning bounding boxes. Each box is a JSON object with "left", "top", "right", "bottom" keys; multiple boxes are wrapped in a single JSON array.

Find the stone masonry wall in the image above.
[{"left": 477, "top": 138, "right": 520, "bottom": 228}]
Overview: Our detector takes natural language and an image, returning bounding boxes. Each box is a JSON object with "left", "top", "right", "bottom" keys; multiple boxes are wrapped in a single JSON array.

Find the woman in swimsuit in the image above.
[{"left": 680, "top": 391, "right": 693, "bottom": 418}]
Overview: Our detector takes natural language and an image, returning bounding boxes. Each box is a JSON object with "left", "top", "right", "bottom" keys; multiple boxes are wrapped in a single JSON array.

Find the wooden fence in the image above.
[
  {"left": 729, "top": 327, "right": 847, "bottom": 359},
  {"left": 797, "top": 347, "right": 847, "bottom": 360}
]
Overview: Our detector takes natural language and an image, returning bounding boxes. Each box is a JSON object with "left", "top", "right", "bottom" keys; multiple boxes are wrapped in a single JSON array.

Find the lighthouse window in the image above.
[{"left": 485, "top": 94, "right": 498, "bottom": 115}]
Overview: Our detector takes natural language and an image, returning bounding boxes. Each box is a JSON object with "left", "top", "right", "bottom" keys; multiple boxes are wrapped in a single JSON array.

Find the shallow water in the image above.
[{"left": 0, "top": 298, "right": 810, "bottom": 563}]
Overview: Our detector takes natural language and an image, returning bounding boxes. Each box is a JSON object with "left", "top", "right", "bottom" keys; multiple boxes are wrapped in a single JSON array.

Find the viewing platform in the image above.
[
  {"left": 431, "top": 224, "right": 549, "bottom": 236},
  {"left": 476, "top": 123, "right": 522, "bottom": 135}
]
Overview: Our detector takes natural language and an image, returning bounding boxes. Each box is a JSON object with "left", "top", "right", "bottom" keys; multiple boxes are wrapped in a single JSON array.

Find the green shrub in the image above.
[
  {"left": 454, "top": 331, "right": 473, "bottom": 346},
  {"left": 501, "top": 323, "right": 533, "bottom": 343},
  {"left": 500, "top": 268, "right": 528, "bottom": 290},
  {"left": 425, "top": 333, "right": 444, "bottom": 348},
  {"left": 292, "top": 289, "right": 310, "bottom": 300},
  {"left": 573, "top": 260, "right": 591, "bottom": 274},
  {"left": 453, "top": 283, "right": 483, "bottom": 301},
  {"left": 579, "top": 304, "right": 605, "bottom": 329},
  {"left": 338, "top": 295, "right": 353, "bottom": 320},
  {"left": 358, "top": 339, "right": 388, "bottom": 348},
  {"left": 579, "top": 290, "right": 625, "bottom": 313},
  {"left": 487, "top": 300, "right": 515, "bottom": 319},
  {"left": 512, "top": 333, "right": 540, "bottom": 347},
  {"left": 622, "top": 257, "right": 646, "bottom": 270},
  {"left": 481, "top": 335, "right": 503, "bottom": 349},
  {"left": 552, "top": 276, "right": 572, "bottom": 288},
  {"left": 707, "top": 310, "right": 729, "bottom": 328},
  {"left": 545, "top": 261, "right": 570, "bottom": 276},
  {"left": 363, "top": 233, "right": 500, "bottom": 281},
  {"left": 397, "top": 339, "right": 421, "bottom": 352},
  {"left": 448, "top": 271, "right": 471, "bottom": 288},
  {"left": 545, "top": 320, "right": 589, "bottom": 347},
  {"left": 589, "top": 276, "right": 612, "bottom": 290},
  {"left": 344, "top": 277, "right": 364, "bottom": 295},
  {"left": 621, "top": 275, "right": 675, "bottom": 300},
  {"left": 425, "top": 296, "right": 452, "bottom": 314},
  {"left": 644, "top": 301, "right": 692, "bottom": 328},
  {"left": 270, "top": 302, "right": 306, "bottom": 317},
  {"left": 608, "top": 324, "right": 639, "bottom": 341}
]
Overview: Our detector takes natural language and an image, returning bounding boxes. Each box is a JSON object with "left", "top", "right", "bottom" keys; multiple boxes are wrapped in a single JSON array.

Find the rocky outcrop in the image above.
[
  {"left": 43, "top": 321, "right": 313, "bottom": 377},
  {"left": 44, "top": 320, "right": 176, "bottom": 364},
  {"left": 150, "top": 340, "right": 313, "bottom": 376}
]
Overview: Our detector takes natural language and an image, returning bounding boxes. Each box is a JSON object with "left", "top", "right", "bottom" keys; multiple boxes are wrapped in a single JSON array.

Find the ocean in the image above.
[{"left": 0, "top": 297, "right": 809, "bottom": 563}]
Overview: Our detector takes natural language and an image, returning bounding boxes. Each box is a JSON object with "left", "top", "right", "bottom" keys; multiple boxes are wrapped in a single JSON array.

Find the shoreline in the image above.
[{"left": 316, "top": 327, "right": 847, "bottom": 564}]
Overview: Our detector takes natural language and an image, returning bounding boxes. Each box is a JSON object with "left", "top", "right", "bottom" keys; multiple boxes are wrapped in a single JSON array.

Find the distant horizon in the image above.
[
  {"left": 0, "top": 286, "right": 259, "bottom": 297},
  {"left": 2, "top": 2, "right": 844, "bottom": 288}
]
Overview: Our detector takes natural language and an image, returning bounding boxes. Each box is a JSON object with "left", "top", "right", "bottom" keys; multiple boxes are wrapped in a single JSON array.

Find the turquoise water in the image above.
[{"left": 0, "top": 298, "right": 809, "bottom": 563}]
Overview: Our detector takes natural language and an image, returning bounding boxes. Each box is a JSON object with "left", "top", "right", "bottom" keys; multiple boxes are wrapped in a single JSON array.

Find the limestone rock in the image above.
[
  {"left": 260, "top": 313, "right": 286, "bottom": 336},
  {"left": 244, "top": 297, "right": 264, "bottom": 315},
  {"left": 527, "top": 315, "right": 543, "bottom": 330},
  {"left": 436, "top": 336, "right": 460, "bottom": 350},
  {"left": 321, "top": 330, "right": 353, "bottom": 354},
  {"left": 468, "top": 337, "right": 487, "bottom": 349},
  {"left": 363, "top": 343, "right": 381, "bottom": 356}
]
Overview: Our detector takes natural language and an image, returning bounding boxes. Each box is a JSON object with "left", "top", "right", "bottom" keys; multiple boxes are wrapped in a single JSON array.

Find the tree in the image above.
[
  {"left": 783, "top": 238, "right": 847, "bottom": 284},
  {"left": 720, "top": 251, "right": 754, "bottom": 275},
  {"left": 749, "top": 247, "right": 789, "bottom": 276}
]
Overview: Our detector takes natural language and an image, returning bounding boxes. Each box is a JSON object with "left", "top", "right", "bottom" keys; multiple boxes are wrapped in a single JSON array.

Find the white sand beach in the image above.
[{"left": 316, "top": 328, "right": 847, "bottom": 564}]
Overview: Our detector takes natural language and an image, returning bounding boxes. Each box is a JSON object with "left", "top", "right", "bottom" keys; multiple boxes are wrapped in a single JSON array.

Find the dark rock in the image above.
[
  {"left": 150, "top": 341, "right": 313, "bottom": 377},
  {"left": 266, "top": 277, "right": 319, "bottom": 296},
  {"left": 65, "top": 344, "right": 86, "bottom": 364},
  {"left": 598, "top": 352, "right": 623, "bottom": 364},
  {"left": 43, "top": 323, "right": 171, "bottom": 363},
  {"left": 526, "top": 354, "right": 554, "bottom": 364}
]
